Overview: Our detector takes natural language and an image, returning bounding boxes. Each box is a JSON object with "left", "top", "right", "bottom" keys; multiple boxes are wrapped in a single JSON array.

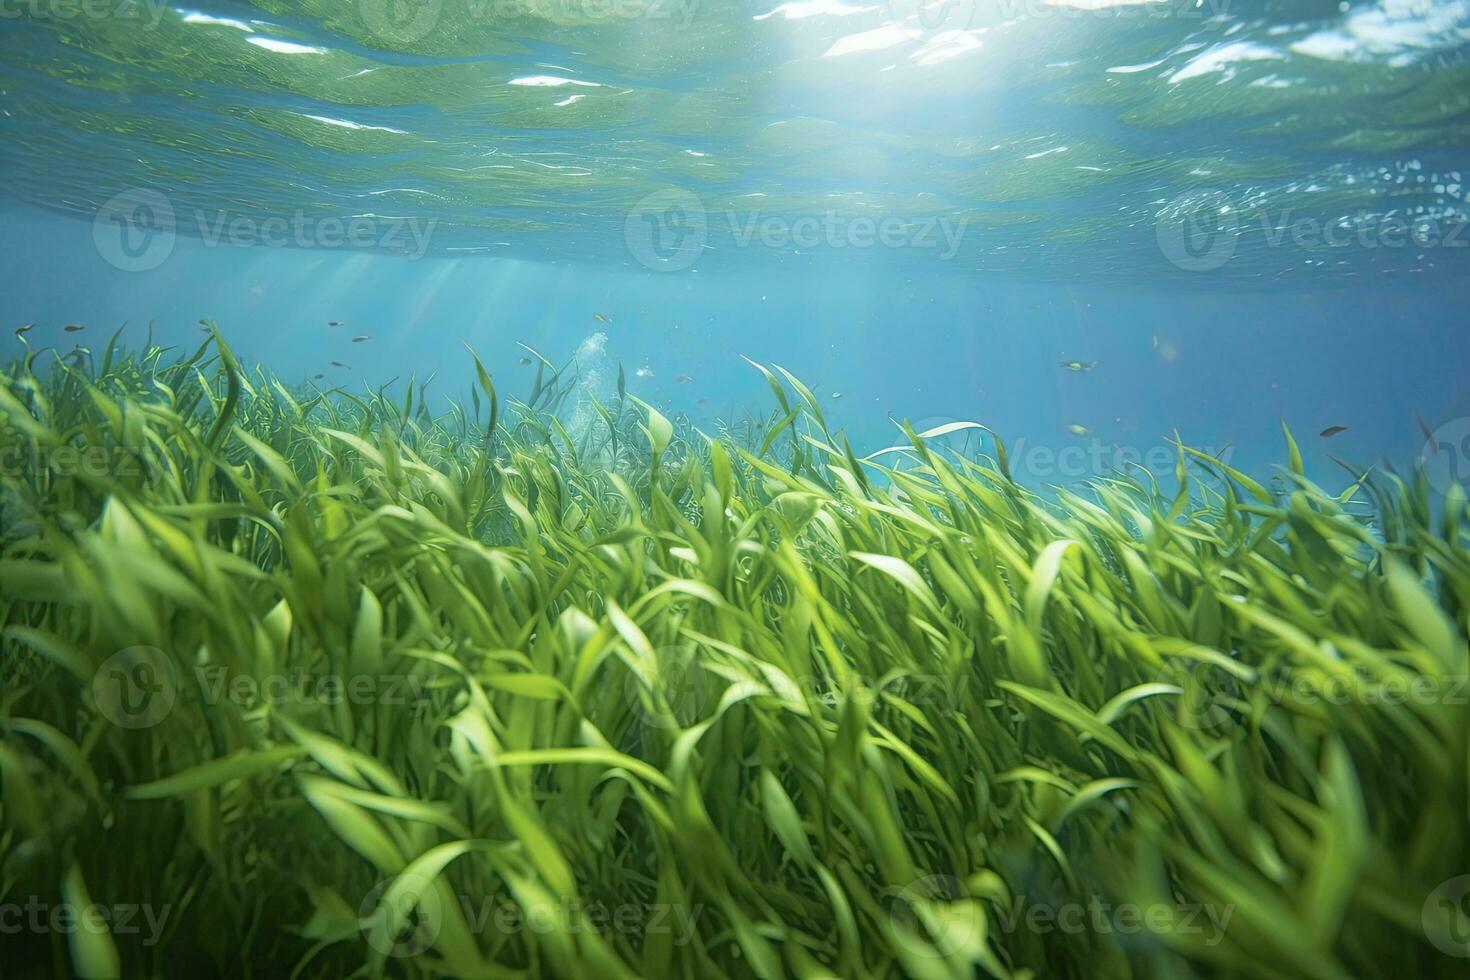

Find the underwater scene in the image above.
[{"left": 2, "top": 0, "right": 1470, "bottom": 977}]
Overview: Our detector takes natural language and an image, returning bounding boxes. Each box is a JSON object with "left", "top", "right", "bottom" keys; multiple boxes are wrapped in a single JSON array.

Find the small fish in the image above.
[
  {"left": 1151, "top": 335, "right": 1160, "bottom": 349},
  {"left": 352, "top": 335, "right": 371, "bottom": 343},
  {"left": 313, "top": 373, "right": 325, "bottom": 380},
  {"left": 1067, "top": 423, "right": 1091, "bottom": 437},
  {"left": 635, "top": 366, "right": 654, "bottom": 379},
  {"left": 331, "top": 361, "right": 350, "bottom": 369},
  {"left": 1414, "top": 411, "right": 1435, "bottom": 444},
  {"left": 1319, "top": 425, "right": 1348, "bottom": 438},
  {"left": 697, "top": 397, "right": 708, "bottom": 405},
  {"left": 831, "top": 392, "right": 843, "bottom": 400},
  {"left": 14, "top": 323, "right": 33, "bottom": 337},
  {"left": 63, "top": 324, "right": 85, "bottom": 333},
  {"left": 675, "top": 374, "right": 693, "bottom": 384},
  {"left": 519, "top": 356, "right": 533, "bottom": 365},
  {"left": 328, "top": 320, "right": 343, "bottom": 327},
  {"left": 1059, "top": 360, "right": 1096, "bottom": 373},
  {"left": 593, "top": 313, "right": 611, "bottom": 323}
]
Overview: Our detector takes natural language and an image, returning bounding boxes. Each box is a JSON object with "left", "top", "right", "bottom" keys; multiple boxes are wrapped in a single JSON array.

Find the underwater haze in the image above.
[
  {"left": 4, "top": 205, "right": 1470, "bottom": 486},
  {"left": 3, "top": 0, "right": 1470, "bottom": 481},
  {"left": 3, "top": 1, "right": 1470, "bottom": 979}
]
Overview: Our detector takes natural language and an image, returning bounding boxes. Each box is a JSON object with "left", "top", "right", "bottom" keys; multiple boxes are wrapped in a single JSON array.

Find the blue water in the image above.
[
  {"left": 5, "top": 203, "right": 1466, "bottom": 488},
  {"left": 3, "top": 0, "right": 1469, "bottom": 490}
]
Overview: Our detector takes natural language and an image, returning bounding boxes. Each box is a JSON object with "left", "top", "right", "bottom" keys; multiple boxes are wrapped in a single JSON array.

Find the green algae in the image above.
[{"left": 0, "top": 333, "right": 1465, "bottom": 977}]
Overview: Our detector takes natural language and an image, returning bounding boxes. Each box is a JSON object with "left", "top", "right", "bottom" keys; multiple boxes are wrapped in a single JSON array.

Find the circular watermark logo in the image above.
[
  {"left": 885, "top": 0, "right": 982, "bottom": 38},
  {"left": 1156, "top": 191, "right": 1239, "bottom": 272},
  {"left": 93, "top": 189, "right": 176, "bottom": 272},
  {"left": 1422, "top": 874, "right": 1470, "bottom": 958},
  {"left": 1420, "top": 416, "right": 1470, "bottom": 498},
  {"left": 1173, "top": 662, "right": 1235, "bottom": 733},
  {"left": 92, "top": 646, "right": 177, "bottom": 729},
  {"left": 360, "top": 873, "right": 442, "bottom": 958},
  {"left": 623, "top": 648, "right": 709, "bottom": 729},
  {"left": 890, "top": 873, "right": 984, "bottom": 960},
  {"left": 359, "top": 0, "right": 443, "bottom": 44},
  {"left": 624, "top": 188, "right": 707, "bottom": 272}
]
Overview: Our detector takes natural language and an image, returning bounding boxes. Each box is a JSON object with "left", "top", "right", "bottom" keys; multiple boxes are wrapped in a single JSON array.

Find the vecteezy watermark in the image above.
[
  {"left": 359, "top": 873, "right": 440, "bottom": 958},
  {"left": 799, "top": 672, "right": 969, "bottom": 711},
  {"left": 359, "top": 874, "right": 705, "bottom": 958},
  {"left": 895, "top": 418, "right": 1232, "bottom": 483},
  {"left": 358, "top": 0, "right": 443, "bottom": 43},
  {"left": 0, "top": 444, "right": 145, "bottom": 479},
  {"left": 1157, "top": 190, "right": 1470, "bottom": 272},
  {"left": 624, "top": 188, "right": 967, "bottom": 271},
  {"left": 620, "top": 655, "right": 970, "bottom": 728},
  {"left": 0, "top": 0, "right": 169, "bottom": 28},
  {"left": 195, "top": 666, "right": 429, "bottom": 714},
  {"left": 188, "top": 211, "right": 436, "bottom": 259},
  {"left": 92, "top": 646, "right": 177, "bottom": 729},
  {"left": 726, "top": 211, "right": 967, "bottom": 260},
  {"left": 0, "top": 897, "right": 172, "bottom": 947},
  {"left": 889, "top": 874, "right": 1234, "bottom": 960},
  {"left": 91, "top": 651, "right": 433, "bottom": 729},
  {"left": 93, "top": 189, "right": 177, "bottom": 273},
  {"left": 890, "top": 875, "right": 986, "bottom": 959},
  {"left": 623, "top": 646, "right": 709, "bottom": 730},
  {"left": 457, "top": 896, "right": 704, "bottom": 946},
  {"left": 1419, "top": 416, "right": 1470, "bottom": 498},
  {"left": 92, "top": 189, "right": 437, "bottom": 271},
  {"left": 357, "top": 0, "right": 697, "bottom": 45},
  {"left": 987, "top": 894, "right": 1233, "bottom": 945},
  {"left": 625, "top": 189, "right": 709, "bottom": 272},
  {"left": 1008, "top": 436, "right": 1232, "bottom": 483},
  {"left": 1423, "top": 875, "right": 1470, "bottom": 958},
  {"left": 1174, "top": 660, "right": 1469, "bottom": 732},
  {"left": 1155, "top": 191, "right": 1239, "bottom": 272},
  {"left": 882, "top": 0, "right": 1229, "bottom": 38}
]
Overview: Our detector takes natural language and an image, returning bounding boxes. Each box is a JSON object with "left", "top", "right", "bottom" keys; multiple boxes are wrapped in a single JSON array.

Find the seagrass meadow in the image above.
[{"left": 0, "top": 329, "right": 1467, "bottom": 980}]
